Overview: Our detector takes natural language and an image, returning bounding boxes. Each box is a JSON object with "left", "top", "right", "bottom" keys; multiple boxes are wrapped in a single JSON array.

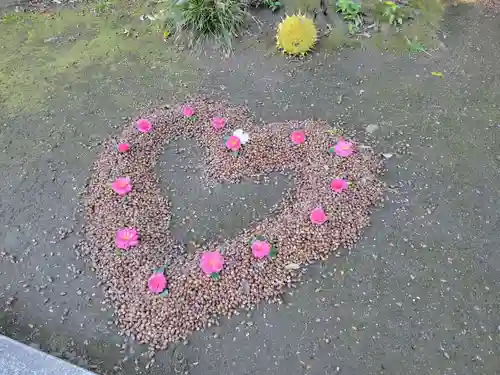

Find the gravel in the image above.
[
  {"left": 81, "top": 97, "right": 385, "bottom": 349},
  {"left": 479, "top": 0, "right": 500, "bottom": 12}
]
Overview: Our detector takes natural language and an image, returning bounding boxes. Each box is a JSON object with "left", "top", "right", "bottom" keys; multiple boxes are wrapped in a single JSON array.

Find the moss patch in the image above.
[{"left": 0, "top": 2, "right": 190, "bottom": 114}]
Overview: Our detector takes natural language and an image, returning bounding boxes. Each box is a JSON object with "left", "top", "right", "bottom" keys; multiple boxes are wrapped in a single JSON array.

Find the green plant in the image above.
[
  {"left": 276, "top": 13, "right": 317, "bottom": 55},
  {"left": 336, "top": 0, "right": 363, "bottom": 34},
  {"left": 406, "top": 36, "right": 432, "bottom": 55},
  {"left": 166, "top": 0, "right": 248, "bottom": 53},
  {"left": 381, "top": 1, "right": 405, "bottom": 25},
  {"left": 263, "top": 0, "right": 282, "bottom": 11}
]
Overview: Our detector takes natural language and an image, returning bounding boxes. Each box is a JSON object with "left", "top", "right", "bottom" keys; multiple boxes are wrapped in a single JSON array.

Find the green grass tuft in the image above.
[{"left": 164, "top": 0, "right": 249, "bottom": 54}]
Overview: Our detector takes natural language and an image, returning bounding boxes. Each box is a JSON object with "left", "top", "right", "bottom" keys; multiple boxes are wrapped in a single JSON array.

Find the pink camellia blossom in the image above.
[
  {"left": 111, "top": 177, "right": 132, "bottom": 196},
  {"left": 115, "top": 228, "right": 139, "bottom": 249},
  {"left": 251, "top": 240, "right": 271, "bottom": 259},
  {"left": 136, "top": 119, "right": 152, "bottom": 133},
  {"left": 148, "top": 272, "right": 167, "bottom": 294},
  {"left": 118, "top": 143, "right": 130, "bottom": 153},
  {"left": 330, "top": 178, "right": 349, "bottom": 193},
  {"left": 200, "top": 251, "right": 225, "bottom": 275},
  {"left": 291, "top": 130, "right": 306, "bottom": 145},
  {"left": 212, "top": 117, "right": 226, "bottom": 130},
  {"left": 183, "top": 105, "right": 195, "bottom": 117},
  {"left": 225, "top": 135, "right": 241, "bottom": 151},
  {"left": 334, "top": 139, "right": 354, "bottom": 157},
  {"left": 310, "top": 207, "right": 328, "bottom": 225}
]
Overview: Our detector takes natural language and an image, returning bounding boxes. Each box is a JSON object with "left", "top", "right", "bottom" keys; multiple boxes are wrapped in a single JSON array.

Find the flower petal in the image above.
[{"left": 240, "top": 132, "right": 249, "bottom": 144}]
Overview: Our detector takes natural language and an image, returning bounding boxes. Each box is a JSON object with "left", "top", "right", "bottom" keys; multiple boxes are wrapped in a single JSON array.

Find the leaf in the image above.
[
  {"left": 408, "top": 41, "right": 425, "bottom": 53},
  {"left": 231, "top": 151, "right": 239, "bottom": 157},
  {"left": 115, "top": 249, "right": 122, "bottom": 257},
  {"left": 285, "top": 263, "right": 300, "bottom": 270},
  {"left": 190, "top": 115, "right": 198, "bottom": 122},
  {"left": 328, "top": 147, "right": 335, "bottom": 154},
  {"left": 269, "top": 246, "right": 277, "bottom": 259},
  {"left": 255, "top": 235, "right": 266, "bottom": 241},
  {"left": 210, "top": 272, "right": 220, "bottom": 281},
  {"left": 223, "top": 135, "right": 230, "bottom": 141},
  {"left": 154, "top": 266, "right": 165, "bottom": 274},
  {"left": 389, "top": 14, "right": 395, "bottom": 25},
  {"left": 163, "top": 31, "right": 170, "bottom": 38},
  {"left": 158, "top": 288, "right": 169, "bottom": 297},
  {"left": 248, "top": 237, "right": 255, "bottom": 245},
  {"left": 431, "top": 71, "right": 444, "bottom": 78}
]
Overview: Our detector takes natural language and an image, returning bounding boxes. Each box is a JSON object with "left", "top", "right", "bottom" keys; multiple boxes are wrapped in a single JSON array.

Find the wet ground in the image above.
[{"left": 1, "top": 1, "right": 499, "bottom": 374}]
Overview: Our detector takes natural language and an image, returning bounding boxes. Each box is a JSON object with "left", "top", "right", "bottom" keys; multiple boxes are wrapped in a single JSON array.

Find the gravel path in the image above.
[{"left": 1, "top": 3, "right": 499, "bottom": 375}]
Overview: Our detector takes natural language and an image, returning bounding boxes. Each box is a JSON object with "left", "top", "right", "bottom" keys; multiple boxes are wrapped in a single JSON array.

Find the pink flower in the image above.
[
  {"left": 183, "top": 105, "right": 195, "bottom": 117},
  {"left": 115, "top": 228, "right": 139, "bottom": 249},
  {"left": 330, "top": 178, "right": 348, "bottom": 193},
  {"left": 225, "top": 135, "right": 241, "bottom": 151},
  {"left": 310, "top": 207, "right": 328, "bottom": 225},
  {"left": 251, "top": 240, "right": 271, "bottom": 259},
  {"left": 334, "top": 139, "right": 354, "bottom": 157},
  {"left": 200, "top": 251, "right": 224, "bottom": 275},
  {"left": 111, "top": 177, "right": 132, "bottom": 195},
  {"left": 148, "top": 272, "right": 167, "bottom": 294},
  {"left": 291, "top": 130, "right": 306, "bottom": 145},
  {"left": 136, "top": 119, "right": 152, "bottom": 133},
  {"left": 212, "top": 117, "right": 226, "bottom": 130},
  {"left": 118, "top": 143, "right": 130, "bottom": 153}
]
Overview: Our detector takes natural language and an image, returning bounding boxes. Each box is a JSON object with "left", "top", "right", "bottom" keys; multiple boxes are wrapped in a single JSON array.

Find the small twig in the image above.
[
  {"left": 251, "top": 15, "right": 263, "bottom": 29},
  {"left": 422, "top": 49, "right": 433, "bottom": 57}
]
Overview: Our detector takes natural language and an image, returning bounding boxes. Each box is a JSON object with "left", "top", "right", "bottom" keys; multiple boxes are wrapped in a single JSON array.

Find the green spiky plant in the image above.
[{"left": 165, "top": 0, "right": 248, "bottom": 53}]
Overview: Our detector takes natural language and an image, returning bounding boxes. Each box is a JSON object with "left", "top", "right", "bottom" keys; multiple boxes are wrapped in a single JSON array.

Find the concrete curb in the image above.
[{"left": 0, "top": 335, "right": 96, "bottom": 375}]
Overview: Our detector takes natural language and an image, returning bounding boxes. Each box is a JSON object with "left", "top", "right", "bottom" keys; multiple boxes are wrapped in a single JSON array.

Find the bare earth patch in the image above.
[{"left": 82, "top": 98, "right": 385, "bottom": 349}]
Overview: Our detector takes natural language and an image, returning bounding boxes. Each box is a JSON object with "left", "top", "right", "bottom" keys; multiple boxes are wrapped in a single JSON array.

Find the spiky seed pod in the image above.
[{"left": 276, "top": 13, "right": 317, "bottom": 56}]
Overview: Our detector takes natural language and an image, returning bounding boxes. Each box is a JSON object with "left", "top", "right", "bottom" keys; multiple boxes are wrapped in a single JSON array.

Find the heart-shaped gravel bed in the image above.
[{"left": 82, "top": 98, "right": 385, "bottom": 349}]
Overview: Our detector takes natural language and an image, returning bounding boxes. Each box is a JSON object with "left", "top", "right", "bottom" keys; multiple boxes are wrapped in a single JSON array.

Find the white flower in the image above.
[{"left": 233, "top": 129, "right": 250, "bottom": 144}]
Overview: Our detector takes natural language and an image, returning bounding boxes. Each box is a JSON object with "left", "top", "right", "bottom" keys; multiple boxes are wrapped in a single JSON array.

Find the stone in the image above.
[{"left": 0, "top": 335, "right": 95, "bottom": 375}]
